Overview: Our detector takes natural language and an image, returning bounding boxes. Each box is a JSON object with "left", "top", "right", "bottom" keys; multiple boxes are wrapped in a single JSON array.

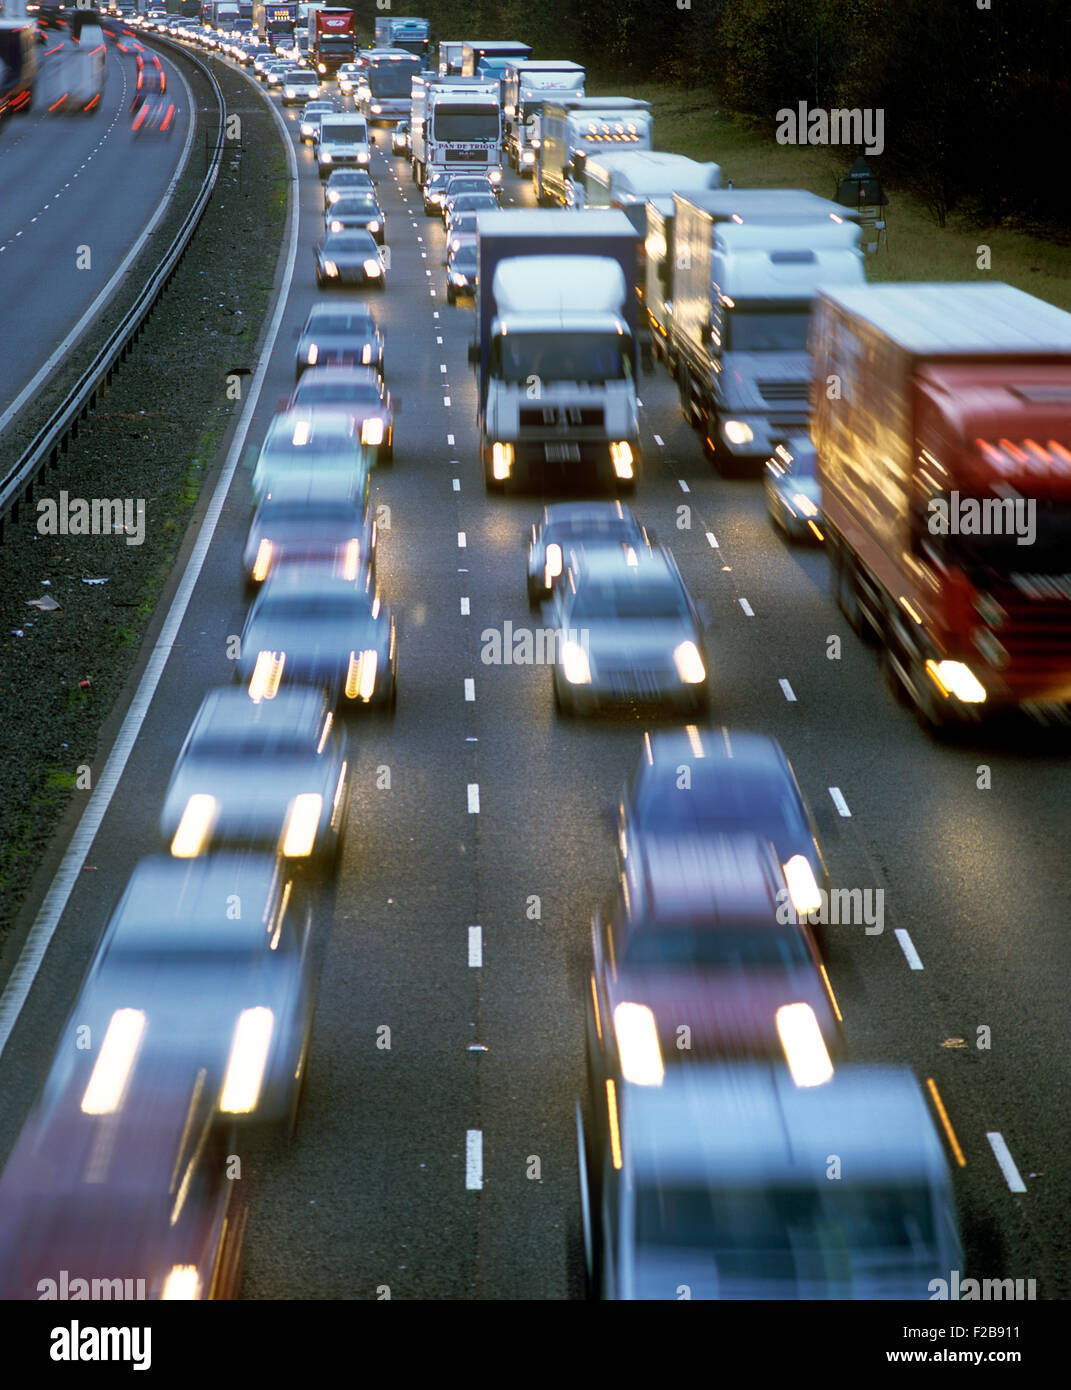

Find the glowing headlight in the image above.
[
  {"left": 317, "top": 61, "right": 326, "bottom": 73},
  {"left": 301, "top": 122, "right": 313, "bottom": 136},
  {"left": 561, "top": 639, "right": 591, "bottom": 685},
  {"left": 491, "top": 440, "right": 513, "bottom": 480},
  {"left": 724, "top": 420, "right": 754, "bottom": 445},
  {"left": 613, "top": 1002, "right": 664, "bottom": 1086},
  {"left": 521, "top": 150, "right": 535, "bottom": 163},
  {"left": 327, "top": 189, "right": 341, "bottom": 204},
  {"left": 330, "top": 219, "right": 343, "bottom": 232},
  {"left": 281, "top": 792, "right": 323, "bottom": 858},
  {"left": 357, "top": 151, "right": 369, "bottom": 163},
  {"left": 362, "top": 344, "right": 372, "bottom": 363},
  {"left": 171, "top": 793, "right": 219, "bottom": 858},
  {"left": 219, "top": 1007, "right": 275, "bottom": 1114},
  {"left": 321, "top": 150, "right": 333, "bottom": 162},
  {"left": 342, "top": 538, "right": 362, "bottom": 580},
  {"left": 284, "top": 87, "right": 296, "bottom": 97},
  {"left": 609, "top": 440, "right": 634, "bottom": 479},
  {"left": 323, "top": 259, "right": 338, "bottom": 276},
  {"left": 370, "top": 103, "right": 382, "bottom": 113},
  {"left": 783, "top": 854, "right": 822, "bottom": 915},
  {"left": 81, "top": 1009, "right": 146, "bottom": 1115},
  {"left": 363, "top": 259, "right": 382, "bottom": 277},
  {"left": 361, "top": 417, "right": 385, "bottom": 446},
  {"left": 162, "top": 1266, "right": 201, "bottom": 1301},
  {"left": 252, "top": 537, "right": 274, "bottom": 582},
  {"left": 306, "top": 343, "right": 318, "bottom": 364},
  {"left": 673, "top": 640, "right": 705, "bottom": 684},
  {"left": 249, "top": 649, "right": 285, "bottom": 702},
  {"left": 488, "top": 168, "right": 502, "bottom": 184},
  {"left": 450, "top": 272, "right": 467, "bottom": 285},
  {"left": 544, "top": 542, "right": 563, "bottom": 581},
  {"left": 345, "top": 649, "right": 379, "bottom": 701},
  {"left": 776, "top": 1002, "right": 833, "bottom": 1088},
  {"left": 927, "top": 659, "right": 987, "bottom": 703},
  {"left": 791, "top": 492, "right": 819, "bottom": 518}
]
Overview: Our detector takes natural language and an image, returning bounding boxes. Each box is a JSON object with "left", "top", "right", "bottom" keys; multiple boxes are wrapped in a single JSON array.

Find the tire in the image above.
[
  {"left": 447, "top": 286, "right": 456, "bottom": 304},
  {"left": 833, "top": 543, "right": 867, "bottom": 640}
]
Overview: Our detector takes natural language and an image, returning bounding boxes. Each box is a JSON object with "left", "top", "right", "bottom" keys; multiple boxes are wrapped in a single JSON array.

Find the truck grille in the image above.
[
  {"left": 997, "top": 595, "right": 1071, "bottom": 675},
  {"left": 757, "top": 380, "right": 806, "bottom": 403},
  {"left": 445, "top": 150, "right": 489, "bottom": 163},
  {"left": 519, "top": 407, "right": 605, "bottom": 428}
]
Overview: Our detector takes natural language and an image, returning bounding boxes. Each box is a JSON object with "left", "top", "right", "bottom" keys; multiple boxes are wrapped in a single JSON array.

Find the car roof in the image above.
[
  {"left": 622, "top": 832, "right": 786, "bottom": 928},
  {"left": 266, "top": 408, "right": 361, "bottom": 443},
  {"left": 293, "top": 365, "right": 382, "bottom": 388},
  {"left": 621, "top": 1063, "right": 948, "bottom": 1183},
  {"left": 110, "top": 854, "right": 289, "bottom": 949},
  {"left": 259, "top": 471, "right": 367, "bottom": 506},
  {"left": 304, "top": 304, "right": 377, "bottom": 327},
  {"left": 544, "top": 501, "right": 636, "bottom": 525},
  {"left": 193, "top": 685, "right": 329, "bottom": 739},
  {"left": 257, "top": 561, "right": 374, "bottom": 603},
  {"left": 569, "top": 544, "right": 676, "bottom": 584},
  {"left": 642, "top": 728, "right": 789, "bottom": 778}
]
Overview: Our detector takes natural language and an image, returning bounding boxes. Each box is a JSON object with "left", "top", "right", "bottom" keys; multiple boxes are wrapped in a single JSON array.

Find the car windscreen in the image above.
[
  {"left": 452, "top": 195, "right": 497, "bottom": 212},
  {"left": 620, "top": 925, "right": 809, "bottom": 970},
  {"left": 332, "top": 197, "right": 379, "bottom": 214},
  {"left": 550, "top": 518, "right": 636, "bottom": 541},
  {"left": 264, "top": 430, "right": 356, "bottom": 455},
  {"left": 191, "top": 728, "right": 320, "bottom": 760},
  {"left": 257, "top": 594, "right": 366, "bottom": 622},
  {"left": 724, "top": 310, "right": 810, "bottom": 353},
  {"left": 568, "top": 578, "right": 687, "bottom": 621},
  {"left": 320, "top": 122, "right": 367, "bottom": 143},
  {"left": 490, "top": 332, "right": 630, "bottom": 385},
  {"left": 367, "top": 67, "right": 417, "bottom": 97},
  {"left": 306, "top": 314, "right": 375, "bottom": 334},
  {"left": 258, "top": 501, "right": 362, "bottom": 524},
  {"left": 633, "top": 766, "right": 799, "bottom": 836},
  {"left": 293, "top": 383, "right": 380, "bottom": 405}
]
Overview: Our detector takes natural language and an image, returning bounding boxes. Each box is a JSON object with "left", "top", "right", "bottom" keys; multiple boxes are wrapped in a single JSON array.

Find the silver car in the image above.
[
  {"left": 764, "top": 435, "right": 823, "bottom": 544},
  {"left": 546, "top": 546, "right": 710, "bottom": 717},
  {"left": 251, "top": 408, "right": 372, "bottom": 501},
  {"left": 526, "top": 501, "right": 650, "bottom": 607}
]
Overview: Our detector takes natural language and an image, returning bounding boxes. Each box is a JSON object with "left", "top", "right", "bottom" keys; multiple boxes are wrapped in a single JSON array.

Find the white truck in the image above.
[
  {"left": 410, "top": 73, "right": 501, "bottom": 186},
  {"left": 536, "top": 97, "right": 652, "bottom": 208},
  {"left": 671, "top": 202, "right": 865, "bottom": 471},
  {"left": 583, "top": 151, "right": 721, "bottom": 213},
  {"left": 39, "top": 14, "right": 106, "bottom": 114},
  {"left": 502, "top": 60, "right": 585, "bottom": 175},
  {"left": 467, "top": 210, "right": 645, "bottom": 494}
]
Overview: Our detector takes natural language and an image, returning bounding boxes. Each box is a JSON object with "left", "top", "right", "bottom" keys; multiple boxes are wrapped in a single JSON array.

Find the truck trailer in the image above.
[
  {"left": 460, "top": 40, "right": 531, "bottom": 75},
  {"left": 410, "top": 73, "right": 501, "bottom": 185},
  {"left": 811, "top": 282, "right": 1071, "bottom": 730},
  {"left": 502, "top": 60, "right": 585, "bottom": 174},
  {"left": 670, "top": 190, "right": 865, "bottom": 470},
  {"left": 536, "top": 97, "right": 652, "bottom": 208},
  {"left": 374, "top": 16, "right": 429, "bottom": 61},
  {"left": 437, "top": 40, "right": 464, "bottom": 76},
  {"left": 467, "top": 209, "right": 644, "bottom": 495}
]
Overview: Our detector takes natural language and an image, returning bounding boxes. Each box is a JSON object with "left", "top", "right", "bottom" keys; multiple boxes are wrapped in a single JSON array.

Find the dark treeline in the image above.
[{"left": 383, "top": 0, "right": 1070, "bottom": 231}]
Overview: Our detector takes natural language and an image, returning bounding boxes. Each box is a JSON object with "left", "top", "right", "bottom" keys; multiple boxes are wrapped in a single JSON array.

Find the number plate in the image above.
[{"left": 545, "top": 443, "right": 581, "bottom": 463}]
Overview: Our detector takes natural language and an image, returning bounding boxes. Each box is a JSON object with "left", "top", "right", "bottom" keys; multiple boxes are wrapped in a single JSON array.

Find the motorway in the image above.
[
  {"left": 0, "top": 35, "right": 191, "bottom": 431},
  {"left": 1, "top": 40, "right": 1068, "bottom": 1300}
]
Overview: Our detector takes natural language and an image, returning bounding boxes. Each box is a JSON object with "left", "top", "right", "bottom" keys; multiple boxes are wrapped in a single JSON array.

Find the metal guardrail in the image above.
[{"left": 0, "top": 38, "right": 227, "bottom": 536}]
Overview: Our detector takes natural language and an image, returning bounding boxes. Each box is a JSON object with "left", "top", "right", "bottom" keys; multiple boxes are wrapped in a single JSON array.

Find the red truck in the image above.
[
  {"left": 313, "top": 7, "right": 356, "bottom": 75},
  {"left": 810, "top": 282, "right": 1071, "bottom": 731}
]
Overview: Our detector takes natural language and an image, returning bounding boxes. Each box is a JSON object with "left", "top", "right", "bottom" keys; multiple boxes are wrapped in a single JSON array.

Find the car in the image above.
[
  {"left": 444, "top": 191, "right": 498, "bottom": 232},
  {"left": 315, "top": 229, "right": 386, "bottom": 289},
  {"left": 238, "top": 563, "right": 397, "bottom": 713},
  {"left": 442, "top": 211, "right": 479, "bottom": 263},
  {"left": 336, "top": 63, "right": 361, "bottom": 95},
  {"left": 281, "top": 68, "right": 319, "bottom": 104},
  {"left": 526, "top": 502, "right": 651, "bottom": 607},
  {"left": 264, "top": 62, "right": 290, "bottom": 88},
  {"left": 546, "top": 547, "right": 709, "bottom": 716},
  {"left": 617, "top": 728, "right": 829, "bottom": 936},
  {"left": 445, "top": 236, "right": 477, "bottom": 304},
  {"left": 586, "top": 834, "right": 841, "bottom": 1109},
  {"left": 160, "top": 687, "right": 351, "bottom": 868},
  {"left": 422, "top": 167, "right": 452, "bottom": 216},
  {"left": 253, "top": 49, "right": 276, "bottom": 75},
  {"left": 316, "top": 113, "right": 371, "bottom": 178},
  {"left": 764, "top": 435, "right": 823, "bottom": 544},
  {"left": 251, "top": 408, "right": 372, "bottom": 501},
  {"left": 36, "top": 853, "right": 316, "bottom": 1135},
  {"left": 390, "top": 120, "right": 409, "bottom": 154},
  {"left": 132, "top": 96, "right": 176, "bottom": 136},
  {"left": 577, "top": 1062, "right": 965, "bottom": 1300},
  {"left": 295, "top": 304, "right": 384, "bottom": 380},
  {"left": 243, "top": 470, "right": 376, "bottom": 588},
  {"left": 287, "top": 365, "right": 395, "bottom": 463},
  {"left": 323, "top": 168, "right": 376, "bottom": 207},
  {"left": 442, "top": 178, "right": 498, "bottom": 221},
  {"left": 323, "top": 192, "right": 384, "bottom": 242},
  {"left": 300, "top": 99, "right": 338, "bottom": 142}
]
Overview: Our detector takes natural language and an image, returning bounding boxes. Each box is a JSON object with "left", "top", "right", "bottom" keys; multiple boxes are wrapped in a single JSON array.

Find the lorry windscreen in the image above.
[
  {"left": 368, "top": 68, "right": 416, "bottom": 97},
  {"left": 434, "top": 108, "right": 499, "bottom": 141},
  {"left": 321, "top": 122, "right": 367, "bottom": 143},
  {"left": 491, "top": 332, "right": 630, "bottom": 384},
  {"left": 723, "top": 310, "right": 810, "bottom": 353}
]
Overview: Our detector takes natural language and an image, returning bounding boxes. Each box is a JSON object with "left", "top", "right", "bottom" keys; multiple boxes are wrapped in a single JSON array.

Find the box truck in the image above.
[
  {"left": 311, "top": 7, "right": 355, "bottom": 74},
  {"left": 811, "top": 281, "right": 1071, "bottom": 729},
  {"left": 536, "top": 97, "right": 652, "bottom": 208},
  {"left": 460, "top": 39, "right": 531, "bottom": 75},
  {"left": 502, "top": 60, "right": 585, "bottom": 174},
  {"left": 410, "top": 73, "right": 501, "bottom": 185}
]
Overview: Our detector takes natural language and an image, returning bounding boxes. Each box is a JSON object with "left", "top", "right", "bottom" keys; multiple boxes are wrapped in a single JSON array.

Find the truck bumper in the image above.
[
  {"left": 716, "top": 413, "right": 809, "bottom": 462},
  {"left": 484, "top": 439, "right": 640, "bottom": 492}
]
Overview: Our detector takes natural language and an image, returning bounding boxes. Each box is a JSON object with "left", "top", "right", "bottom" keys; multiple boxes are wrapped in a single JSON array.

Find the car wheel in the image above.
[{"left": 553, "top": 677, "right": 573, "bottom": 718}]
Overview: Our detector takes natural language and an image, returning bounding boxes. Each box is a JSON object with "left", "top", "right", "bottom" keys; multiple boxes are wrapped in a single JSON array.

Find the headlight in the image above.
[
  {"left": 791, "top": 492, "right": 819, "bottom": 518},
  {"left": 219, "top": 1007, "right": 275, "bottom": 1114},
  {"left": 357, "top": 151, "right": 369, "bottom": 163},
  {"left": 81, "top": 1009, "right": 147, "bottom": 1116},
  {"left": 783, "top": 855, "right": 823, "bottom": 916},
  {"left": 613, "top": 1002, "right": 664, "bottom": 1086},
  {"left": 284, "top": 87, "right": 295, "bottom": 97},
  {"left": 927, "top": 659, "right": 987, "bottom": 703},
  {"left": 329, "top": 219, "right": 343, "bottom": 233},
  {"left": 450, "top": 271, "right": 467, "bottom": 285},
  {"left": 724, "top": 420, "right": 754, "bottom": 445},
  {"left": 367, "top": 219, "right": 381, "bottom": 233},
  {"left": 171, "top": 794, "right": 218, "bottom": 858},
  {"left": 362, "top": 344, "right": 372, "bottom": 363},
  {"left": 345, "top": 649, "right": 379, "bottom": 701},
  {"left": 361, "top": 417, "right": 385, "bottom": 446},
  {"left": 673, "top": 640, "right": 706, "bottom": 684},
  {"left": 321, "top": 150, "right": 333, "bottom": 162},
  {"left": 521, "top": 150, "right": 535, "bottom": 164},
  {"left": 301, "top": 122, "right": 313, "bottom": 135},
  {"left": 544, "top": 543, "right": 563, "bottom": 581},
  {"left": 252, "top": 537, "right": 274, "bottom": 582},
  {"left": 161, "top": 1266, "right": 202, "bottom": 1301},
  {"left": 776, "top": 1002, "right": 833, "bottom": 1089},
  {"left": 323, "top": 259, "right": 338, "bottom": 276},
  {"left": 327, "top": 189, "right": 340, "bottom": 203},
  {"left": 342, "top": 538, "right": 362, "bottom": 580},
  {"left": 488, "top": 168, "right": 502, "bottom": 183},
  {"left": 370, "top": 103, "right": 382, "bottom": 113},
  {"left": 317, "top": 62, "right": 326, "bottom": 73},
  {"left": 609, "top": 441, "right": 634, "bottom": 478},
  {"left": 249, "top": 649, "right": 285, "bottom": 701},
  {"left": 281, "top": 792, "right": 323, "bottom": 858},
  {"left": 491, "top": 441, "right": 513, "bottom": 480},
  {"left": 306, "top": 343, "right": 318, "bottom": 364},
  {"left": 561, "top": 639, "right": 591, "bottom": 685},
  {"left": 363, "top": 259, "right": 382, "bottom": 277}
]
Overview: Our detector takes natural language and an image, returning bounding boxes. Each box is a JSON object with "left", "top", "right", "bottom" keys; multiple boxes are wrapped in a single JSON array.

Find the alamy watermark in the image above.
[
  {"left": 928, "top": 492, "right": 1035, "bottom": 545},
  {"left": 37, "top": 492, "right": 145, "bottom": 546},
  {"left": 776, "top": 886, "right": 884, "bottom": 935},
  {"left": 480, "top": 621, "right": 590, "bottom": 666},
  {"left": 775, "top": 102, "right": 884, "bottom": 157},
  {"left": 928, "top": 1270, "right": 1037, "bottom": 1300}
]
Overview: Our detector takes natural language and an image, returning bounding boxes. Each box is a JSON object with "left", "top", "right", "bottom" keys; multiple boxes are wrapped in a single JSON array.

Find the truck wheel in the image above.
[{"left": 833, "top": 545, "right": 867, "bottom": 640}]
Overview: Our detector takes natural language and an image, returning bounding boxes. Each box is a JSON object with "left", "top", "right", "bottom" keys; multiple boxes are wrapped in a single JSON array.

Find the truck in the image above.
[
  {"left": 360, "top": 49, "right": 421, "bottom": 124},
  {"left": 0, "top": 18, "right": 37, "bottom": 119},
  {"left": 536, "top": 97, "right": 652, "bottom": 208},
  {"left": 315, "top": 110, "right": 370, "bottom": 178},
  {"left": 410, "top": 73, "right": 501, "bottom": 186},
  {"left": 810, "top": 281, "right": 1071, "bottom": 730},
  {"left": 467, "top": 209, "right": 644, "bottom": 495},
  {"left": 312, "top": 7, "right": 355, "bottom": 75},
  {"left": 670, "top": 190, "right": 866, "bottom": 471},
  {"left": 502, "top": 60, "right": 585, "bottom": 174},
  {"left": 475, "top": 56, "right": 512, "bottom": 104},
  {"left": 204, "top": 0, "right": 239, "bottom": 30},
  {"left": 438, "top": 40, "right": 464, "bottom": 76},
  {"left": 39, "top": 11, "right": 105, "bottom": 114},
  {"left": 253, "top": 1, "right": 297, "bottom": 47},
  {"left": 643, "top": 196, "right": 676, "bottom": 363},
  {"left": 374, "top": 16, "right": 429, "bottom": 61},
  {"left": 583, "top": 151, "right": 720, "bottom": 215},
  {"left": 460, "top": 40, "right": 531, "bottom": 76}
]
